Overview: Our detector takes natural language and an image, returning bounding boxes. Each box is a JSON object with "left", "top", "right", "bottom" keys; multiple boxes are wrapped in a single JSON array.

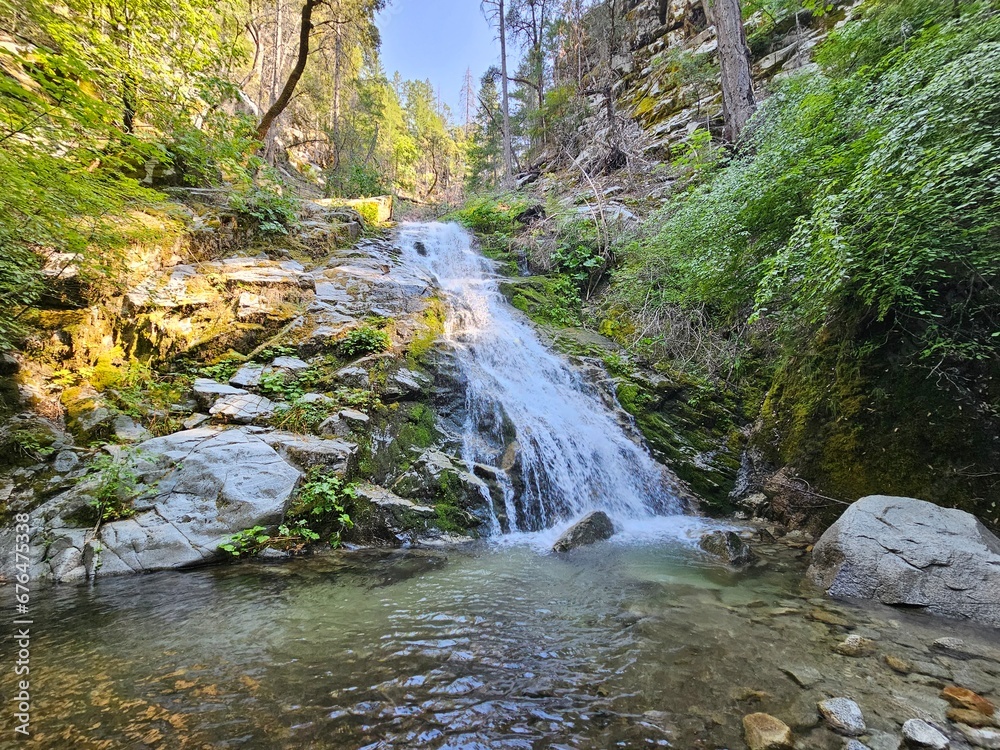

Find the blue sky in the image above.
[{"left": 377, "top": 0, "right": 501, "bottom": 121}]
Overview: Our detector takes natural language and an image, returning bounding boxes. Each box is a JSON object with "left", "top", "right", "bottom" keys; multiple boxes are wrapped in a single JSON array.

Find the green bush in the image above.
[
  {"left": 612, "top": 1, "right": 1000, "bottom": 372},
  {"left": 228, "top": 177, "right": 299, "bottom": 235},
  {"left": 450, "top": 193, "right": 533, "bottom": 235},
  {"left": 338, "top": 325, "right": 391, "bottom": 358}
]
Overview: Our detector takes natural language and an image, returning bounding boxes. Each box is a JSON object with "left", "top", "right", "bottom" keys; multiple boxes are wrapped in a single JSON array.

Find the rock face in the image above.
[
  {"left": 699, "top": 530, "right": 757, "bottom": 566},
  {"left": 742, "top": 712, "right": 794, "bottom": 750},
  {"left": 0, "top": 428, "right": 300, "bottom": 581},
  {"left": 808, "top": 496, "right": 1000, "bottom": 627},
  {"left": 552, "top": 511, "right": 616, "bottom": 552}
]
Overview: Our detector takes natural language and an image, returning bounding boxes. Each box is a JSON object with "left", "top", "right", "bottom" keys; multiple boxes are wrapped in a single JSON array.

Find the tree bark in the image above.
[
  {"left": 256, "top": 0, "right": 321, "bottom": 142},
  {"left": 706, "top": 0, "right": 755, "bottom": 141},
  {"left": 499, "top": 0, "right": 514, "bottom": 183}
]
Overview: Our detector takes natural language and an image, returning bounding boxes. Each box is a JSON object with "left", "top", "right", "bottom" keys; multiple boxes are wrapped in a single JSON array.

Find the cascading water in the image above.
[{"left": 398, "top": 222, "right": 688, "bottom": 536}]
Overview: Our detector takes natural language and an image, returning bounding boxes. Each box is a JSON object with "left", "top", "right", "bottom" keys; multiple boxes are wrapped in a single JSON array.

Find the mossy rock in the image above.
[
  {"left": 757, "top": 331, "right": 1000, "bottom": 531},
  {"left": 498, "top": 276, "right": 581, "bottom": 327},
  {"left": 613, "top": 371, "right": 742, "bottom": 513}
]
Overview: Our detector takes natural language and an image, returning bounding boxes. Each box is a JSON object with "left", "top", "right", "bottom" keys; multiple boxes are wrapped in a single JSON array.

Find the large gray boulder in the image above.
[
  {"left": 0, "top": 428, "right": 301, "bottom": 582},
  {"left": 552, "top": 511, "right": 616, "bottom": 552},
  {"left": 809, "top": 495, "right": 1000, "bottom": 627}
]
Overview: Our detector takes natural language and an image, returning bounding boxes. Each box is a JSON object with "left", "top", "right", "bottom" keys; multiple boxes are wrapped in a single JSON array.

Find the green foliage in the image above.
[
  {"left": 338, "top": 326, "right": 391, "bottom": 358},
  {"left": 198, "top": 358, "right": 243, "bottom": 383},
  {"left": 287, "top": 469, "right": 357, "bottom": 546},
  {"left": 86, "top": 452, "right": 142, "bottom": 524},
  {"left": 220, "top": 471, "right": 357, "bottom": 557},
  {"left": 219, "top": 526, "right": 270, "bottom": 557},
  {"left": 228, "top": 178, "right": 300, "bottom": 235},
  {"left": 450, "top": 194, "right": 533, "bottom": 234}
]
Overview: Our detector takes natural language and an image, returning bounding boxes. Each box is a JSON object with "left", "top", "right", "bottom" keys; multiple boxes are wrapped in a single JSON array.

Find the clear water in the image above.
[
  {"left": 10, "top": 542, "right": 1000, "bottom": 749},
  {"left": 397, "top": 222, "right": 683, "bottom": 532}
]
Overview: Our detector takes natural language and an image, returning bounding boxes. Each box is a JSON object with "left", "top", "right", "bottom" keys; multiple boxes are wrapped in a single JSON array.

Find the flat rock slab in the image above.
[
  {"left": 809, "top": 495, "right": 1000, "bottom": 627},
  {"left": 210, "top": 394, "right": 277, "bottom": 423},
  {"left": 193, "top": 378, "right": 248, "bottom": 409},
  {"left": 0, "top": 428, "right": 300, "bottom": 581},
  {"left": 230, "top": 363, "right": 265, "bottom": 388},
  {"left": 270, "top": 356, "right": 310, "bottom": 372},
  {"left": 258, "top": 431, "right": 358, "bottom": 474}
]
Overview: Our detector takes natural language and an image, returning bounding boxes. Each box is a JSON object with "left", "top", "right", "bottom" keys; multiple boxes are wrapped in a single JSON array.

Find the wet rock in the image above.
[
  {"left": 392, "top": 450, "right": 497, "bottom": 526},
  {"left": 912, "top": 660, "right": 952, "bottom": 680},
  {"left": 209, "top": 393, "right": 277, "bottom": 424},
  {"left": 941, "top": 687, "right": 995, "bottom": 717},
  {"left": 808, "top": 609, "right": 853, "bottom": 627},
  {"left": 835, "top": 635, "right": 878, "bottom": 657},
  {"left": 229, "top": 363, "right": 265, "bottom": 388},
  {"left": 742, "top": 712, "right": 794, "bottom": 750},
  {"left": 818, "top": 698, "right": 866, "bottom": 736},
  {"left": 192, "top": 378, "right": 248, "bottom": 409},
  {"left": 956, "top": 725, "right": 1000, "bottom": 749},
  {"left": 348, "top": 483, "right": 436, "bottom": 545},
  {"left": 781, "top": 665, "right": 823, "bottom": 688},
  {"left": 947, "top": 709, "right": 997, "bottom": 728},
  {"left": 699, "top": 530, "right": 757, "bottom": 566},
  {"left": 552, "top": 511, "right": 615, "bottom": 552},
  {"left": 902, "top": 718, "right": 950, "bottom": 749},
  {"left": 809, "top": 495, "right": 1000, "bottom": 627},
  {"left": 845, "top": 741, "right": 872, "bottom": 750},
  {"left": 885, "top": 654, "right": 914, "bottom": 674},
  {"left": 933, "top": 638, "right": 1000, "bottom": 662},
  {"left": 382, "top": 368, "right": 430, "bottom": 400}
]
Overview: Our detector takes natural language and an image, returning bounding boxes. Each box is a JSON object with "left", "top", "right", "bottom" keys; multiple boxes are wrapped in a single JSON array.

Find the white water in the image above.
[{"left": 398, "top": 222, "right": 690, "bottom": 540}]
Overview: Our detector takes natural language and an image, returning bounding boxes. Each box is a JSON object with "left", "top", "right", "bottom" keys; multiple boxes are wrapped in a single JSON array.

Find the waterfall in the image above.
[{"left": 398, "top": 222, "right": 686, "bottom": 534}]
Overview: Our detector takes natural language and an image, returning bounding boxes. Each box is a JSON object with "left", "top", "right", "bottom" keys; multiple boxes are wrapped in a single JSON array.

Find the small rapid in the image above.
[{"left": 397, "top": 222, "right": 686, "bottom": 537}]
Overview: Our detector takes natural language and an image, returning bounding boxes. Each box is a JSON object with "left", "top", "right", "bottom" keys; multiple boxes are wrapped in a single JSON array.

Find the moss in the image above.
[
  {"left": 363, "top": 402, "right": 442, "bottom": 483},
  {"left": 407, "top": 296, "right": 446, "bottom": 364},
  {"left": 498, "top": 276, "right": 581, "bottom": 327},
  {"left": 757, "top": 326, "right": 1000, "bottom": 531},
  {"left": 614, "top": 372, "right": 742, "bottom": 513},
  {"left": 433, "top": 470, "right": 481, "bottom": 535}
]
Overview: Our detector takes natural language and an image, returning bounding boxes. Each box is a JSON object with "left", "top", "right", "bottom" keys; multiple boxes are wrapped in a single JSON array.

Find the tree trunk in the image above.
[
  {"left": 706, "top": 0, "right": 755, "bottom": 141},
  {"left": 499, "top": 0, "right": 514, "bottom": 183},
  {"left": 256, "top": 0, "right": 321, "bottom": 142}
]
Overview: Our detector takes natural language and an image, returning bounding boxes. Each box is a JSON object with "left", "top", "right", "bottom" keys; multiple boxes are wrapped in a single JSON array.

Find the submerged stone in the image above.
[
  {"left": 699, "top": 530, "right": 757, "bottom": 566},
  {"left": 552, "top": 511, "right": 615, "bottom": 552},
  {"left": 902, "top": 719, "right": 950, "bottom": 749},
  {"left": 818, "top": 697, "right": 866, "bottom": 736},
  {"left": 742, "top": 712, "right": 794, "bottom": 750}
]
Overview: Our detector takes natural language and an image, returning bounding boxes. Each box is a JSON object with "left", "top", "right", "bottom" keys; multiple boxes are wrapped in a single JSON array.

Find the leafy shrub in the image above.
[
  {"left": 450, "top": 194, "right": 533, "bottom": 234},
  {"left": 287, "top": 469, "right": 357, "bottom": 546},
  {"left": 86, "top": 453, "right": 142, "bottom": 524},
  {"left": 324, "top": 163, "right": 387, "bottom": 198},
  {"left": 228, "top": 177, "right": 299, "bottom": 235},
  {"left": 338, "top": 325, "right": 391, "bottom": 358}
]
